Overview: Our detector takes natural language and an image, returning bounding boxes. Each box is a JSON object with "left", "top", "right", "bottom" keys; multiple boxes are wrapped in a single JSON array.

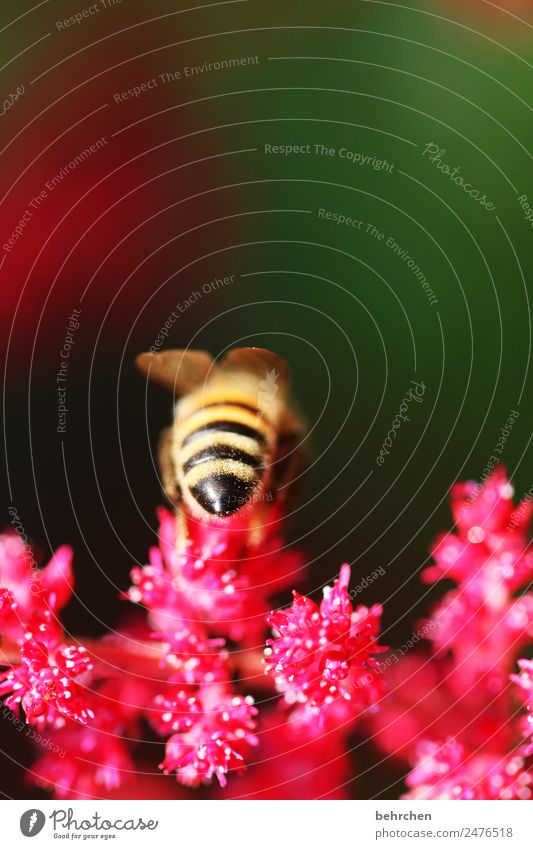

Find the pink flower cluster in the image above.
[
  {"left": 0, "top": 536, "right": 92, "bottom": 728},
  {"left": 4, "top": 465, "right": 530, "bottom": 799},
  {"left": 265, "top": 563, "right": 386, "bottom": 731},
  {"left": 512, "top": 659, "right": 533, "bottom": 756},
  {"left": 128, "top": 506, "right": 302, "bottom": 645},
  {"left": 372, "top": 466, "right": 533, "bottom": 799},
  {"left": 127, "top": 507, "right": 302, "bottom": 789},
  {"left": 0, "top": 503, "right": 386, "bottom": 799},
  {"left": 0, "top": 533, "right": 145, "bottom": 797}
]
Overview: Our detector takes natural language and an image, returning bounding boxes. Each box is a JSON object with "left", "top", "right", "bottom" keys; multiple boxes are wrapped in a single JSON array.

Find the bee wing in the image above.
[
  {"left": 135, "top": 349, "right": 215, "bottom": 395},
  {"left": 219, "top": 347, "right": 290, "bottom": 391}
]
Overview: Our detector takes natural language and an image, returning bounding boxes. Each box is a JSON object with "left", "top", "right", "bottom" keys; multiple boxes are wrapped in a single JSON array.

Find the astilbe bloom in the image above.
[
  {"left": 31, "top": 673, "right": 154, "bottom": 799},
  {"left": 0, "top": 536, "right": 94, "bottom": 730},
  {"left": 404, "top": 738, "right": 532, "bottom": 801},
  {"left": 371, "top": 466, "right": 533, "bottom": 799},
  {"left": 512, "top": 659, "right": 533, "bottom": 756},
  {"left": 265, "top": 563, "right": 386, "bottom": 731},
  {"left": 147, "top": 623, "right": 258, "bottom": 788},
  {"left": 127, "top": 507, "right": 298, "bottom": 789},
  {"left": 0, "top": 587, "right": 15, "bottom": 614},
  {"left": 0, "top": 535, "right": 152, "bottom": 798},
  {"left": 32, "top": 703, "right": 135, "bottom": 799},
  {"left": 159, "top": 687, "right": 258, "bottom": 788},
  {"left": 0, "top": 533, "right": 73, "bottom": 643},
  {"left": 1, "top": 502, "right": 386, "bottom": 799},
  {"left": 218, "top": 708, "right": 351, "bottom": 800},
  {"left": 0, "top": 626, "right": 94, "bottom": 728},
  {"left": 5, "top": 465, "right": 533, "bottom": 800},
  {"left": 129, "top": 506, "right": 303, "bottom": 644}
]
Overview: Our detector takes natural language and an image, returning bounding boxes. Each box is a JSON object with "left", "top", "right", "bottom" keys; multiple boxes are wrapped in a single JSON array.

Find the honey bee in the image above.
[{"left": 135, "top": 347, "right": 305, "bottom": 527}]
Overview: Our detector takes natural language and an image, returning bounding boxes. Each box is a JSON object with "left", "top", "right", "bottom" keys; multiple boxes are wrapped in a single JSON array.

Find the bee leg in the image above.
[
  {"left": 175, "top": 507, "right": 190, "bottom": 552},
  {"left": 270, "top": 431, "right": 306, "bottom": 513},
  {"left": 247, "top": 501, "right": 270, "bottom": 548},
  {"left": 158, "top": 427, "right": 191, "bottom": 550},
  {"left": 246, "top": 434, "right": 305, "bottom": 548},
  {"left": 158, "top": 427, "right": 180, "bottom": 505}
]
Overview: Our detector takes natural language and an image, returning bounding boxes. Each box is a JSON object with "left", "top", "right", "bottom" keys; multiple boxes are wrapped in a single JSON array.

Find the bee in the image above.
[{"left": 135, "top": 347, "right": 305, "bottom": 527}]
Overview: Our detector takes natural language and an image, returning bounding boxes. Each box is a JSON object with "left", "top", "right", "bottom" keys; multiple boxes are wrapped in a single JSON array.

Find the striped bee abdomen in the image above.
[{"left": 177, "top": 401, "right": 272, "bottom": 518}]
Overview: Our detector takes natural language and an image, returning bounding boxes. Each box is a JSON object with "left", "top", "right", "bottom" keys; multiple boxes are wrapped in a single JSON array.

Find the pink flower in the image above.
[
  {"left": 127, "top": 510, "right": 277, "bottom": 790},
  {"left": 0, "top": 533, "right": 73, "bottom": 611},
  {"left": 413, "top": 468, "right": 533, "bottom": 695},
  {"left": 159, "top": 686, "right": 258, "bottom": 787},
  {"left": 129, "top": 508, "right": 303, "bottom": 644},
  {"left": 0, "top": 532, "right": 74, "bottom": 642},
  {"left": 427, "top": 590, "right": 533, "bottom": 685},
  {"left": 371, "top": 466, "right": 533, "bottom": 800},
  {"left": 151, "top": 686, "right": 203, "bottom": 735},
  {"left": 451, "top": 465, "right": 518, "bottom": 536},
  {"left": 370, "top": 651, "right": 512, "bottom": 762},
  {"left": 0, "top": 586, "right": 15, "bottom": 615},
  {"left": 155, "top": 628, "right": 229, "bottom": 686},
  {"left": 219, "top": 708, "right": 350, "bottom": 800},
  {"left": 0, "top": 532, "right": 39, "bottom": 614},
  {"left": 3, "top": 505, "right": 379, "bottom": 798},
  {"left": 0, "top": 534, "right": 91, "bottom": 730},
  {"left": 512, "top": 659, "right": 533, "bottom": 755},
  {"left": 424, "top": 466, "right": 533, "bottom": 594},
  {"left": 405, "top": 739, "right": 533, "bottom": 800},
  {"left": 30, "top": 666, "right": 159, "bottom": 799},
  {"left": 0, "top": 620, "right": 94, "bottom": 728},
  {"left": 265, "top": 564, "right": 386, "bottom": 729},
  {"left": 33, "top": 711, "right": 134, "bottom": 799}
]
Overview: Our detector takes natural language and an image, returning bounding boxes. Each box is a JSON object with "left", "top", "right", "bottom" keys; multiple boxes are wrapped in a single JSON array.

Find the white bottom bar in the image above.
[{"left": 3, "top": 799, "right": 533, "bottom": 848}]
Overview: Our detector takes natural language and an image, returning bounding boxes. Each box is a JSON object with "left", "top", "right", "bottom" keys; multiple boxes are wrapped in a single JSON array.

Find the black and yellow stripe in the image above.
[{"left": 176, "top": 397, "right": 272, "bottom": 517}]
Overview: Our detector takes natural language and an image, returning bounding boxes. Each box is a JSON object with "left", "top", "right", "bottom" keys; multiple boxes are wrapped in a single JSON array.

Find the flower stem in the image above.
[{"left": 1, "top": 635, "right": 270, "bottom": 688}]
